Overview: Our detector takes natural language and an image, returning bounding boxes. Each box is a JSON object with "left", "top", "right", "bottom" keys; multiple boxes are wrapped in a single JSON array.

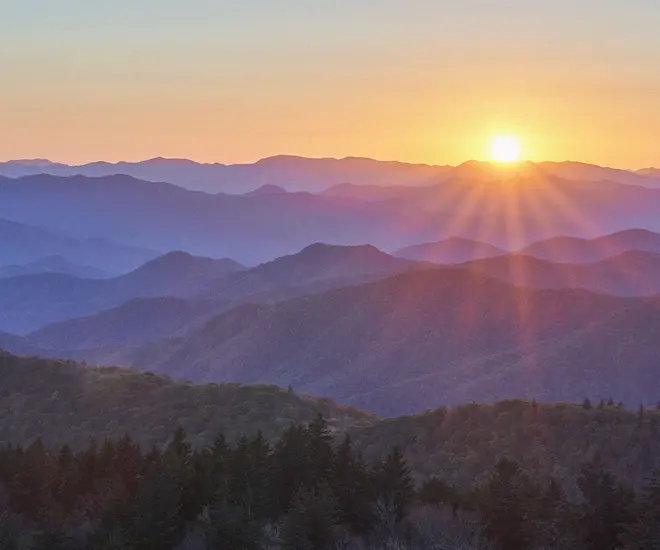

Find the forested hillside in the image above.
[
  {"left": 0, "top": 352, "right": 374, "bottom": 449},
  {"left": 2, "top": 351, "right": 659, "bottom": 491}
]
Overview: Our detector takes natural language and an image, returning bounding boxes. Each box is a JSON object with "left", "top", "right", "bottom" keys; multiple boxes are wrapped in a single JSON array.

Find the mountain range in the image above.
[
  {"left": 84, "top": 267, "right": 658, "bottom": 416},
  {"left": 0, "top": 218, "right": 157, "bottom": 273},
  {"left": 519, "top": 229, "right": 660, "bottom": 263},
  {"left": 395, "top": 237, "right": 505, "bottom": 263},
  {"left": 0, "top": 255, "right": 109, "bottom": 279},
  {"left": 461, "top": 250, "right": 660, "bottom": 296},
  {"left": 2, "top": 157, "right": 660, "bottom": 421},
  {"left": 0, "top": 251, "right": 243, "bottom": 334},
  {"left": 4, "top": 233, "right": 660, "bottom": 370},
  {"left": 7, "top": 244, "right": 418, "bottom": 348},
  {"left": 2, "top": 156, "right": 659, "bottom": 193},
  {"left": 3, "top": 170, "right": 660, "bottom": 264}
]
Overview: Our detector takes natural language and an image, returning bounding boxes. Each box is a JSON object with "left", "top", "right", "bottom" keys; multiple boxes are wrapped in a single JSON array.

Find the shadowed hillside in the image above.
[
  {"left": 461, "top": 250, "right": 660, "bottom": 296},
  {"left": 0, "top": 218, "right": 156, "bottom": 272},
  {"left": 0, "top": 251, "right": 243, "bottom": 334},
  {"left": 118, "top": 268, "right": 660, "bottom": 415}
]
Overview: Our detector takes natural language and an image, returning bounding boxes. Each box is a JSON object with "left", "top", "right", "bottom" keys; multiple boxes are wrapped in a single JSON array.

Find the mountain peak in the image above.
[
  {"left": 297, "top": 242, "right": 383, "bottom": 259},
  {"left": 131, "top": 251, "right": 243, "bottom": 276},
  {"left": 246, "top": 184, "right": 288, "bottom": 196},
  {"left": 395, "top": 237, "right": 505, "bottom": 264}
]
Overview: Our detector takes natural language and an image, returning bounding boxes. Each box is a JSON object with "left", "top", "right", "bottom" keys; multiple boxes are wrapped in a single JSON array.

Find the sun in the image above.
[{"left": 490, "top": 135, "right": 521, "bottom": 163}]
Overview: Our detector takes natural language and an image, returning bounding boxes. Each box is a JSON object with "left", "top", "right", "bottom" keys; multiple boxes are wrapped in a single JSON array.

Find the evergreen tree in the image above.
[
  {"left": 203, "top": 499, "right": 262, "bottom": 550},
  {"left": 578, "top": 454, "right": 635, "bottom": 550},
  {"left": 123, "top": 468, "right": 184, "bottom": 550},
  {"left": 281, "top": 485, "right": 337, "bottom": 550},
  {"left": 624, "top": 467, "right": 660, "bottom": 549},
  {"left": 331, "top": 435, "right": 374, "bottom": 534},
  {"left": 478, "top": 459, "right": 539, "bottom": 550},
  {"left": 374, "top": 446, "right": 414, "bottom": 523},
  {"left": 305, "top": 415, "right": 335, "bottom": 485},
  {"left": 270, "top": 424, "right": 310, "bottom": 513}
]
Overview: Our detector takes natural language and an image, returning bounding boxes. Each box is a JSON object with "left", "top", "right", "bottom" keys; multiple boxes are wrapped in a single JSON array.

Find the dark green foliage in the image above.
[
  {"left": 478, "top": 459, "right": 541, "bottom": 550},
  {"left": 374, "top": 446, "right": 415, "bottom": 523},
  {"left": 202, "top": 499, "right": 263, "bottom": 550},
  {"left": 0, "top": 419, "right": 658, "bottom": 548},
  {"left": 281, "top": 485, "right": 337, "bottom": 550},
  {"left": 577, "top": 454, "right": 635, "bottom": 550},
  {"left": 350, "top": 399, "right": 660, "bottom": 489},
  {"left": 624, "top": 468, "right": 660, "bottom": 548},
  {"left": 0, "top": 352, "right": 375, "bottom": 450},
  {"left": 331, "top": 435, "right": 374, "bottom": 534}
]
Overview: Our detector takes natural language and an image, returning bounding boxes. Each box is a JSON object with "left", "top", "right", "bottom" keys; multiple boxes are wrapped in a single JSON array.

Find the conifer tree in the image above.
[
  {"left": 578, "top": 454, "right": 635, "bottom": 550},
  {"left": 374, "top": 446, "right": 414, "bottom": 523},
  {"left": 281, "top": 484, "right": 337, "bottom": 550}
]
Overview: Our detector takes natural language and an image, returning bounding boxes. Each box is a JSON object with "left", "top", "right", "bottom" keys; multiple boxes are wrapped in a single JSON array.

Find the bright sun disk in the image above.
[{"left": 490, "top": 135, "right": 521, "bottom": 163}]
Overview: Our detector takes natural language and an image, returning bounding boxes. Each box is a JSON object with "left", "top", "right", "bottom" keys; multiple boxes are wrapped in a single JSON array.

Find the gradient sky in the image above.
[{"left": 2, "top": 0, "right": 659, "bottom": 167}]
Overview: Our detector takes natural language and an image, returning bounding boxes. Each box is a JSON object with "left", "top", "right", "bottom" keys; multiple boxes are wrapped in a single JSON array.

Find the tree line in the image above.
[{"left": 0, "top": 415, "right": 659, "bottom": 549}]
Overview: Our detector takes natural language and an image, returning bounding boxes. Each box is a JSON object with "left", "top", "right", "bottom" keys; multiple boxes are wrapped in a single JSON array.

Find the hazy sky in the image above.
[{"left": 2, "top": 0, "right": 659, "bottom": 167}]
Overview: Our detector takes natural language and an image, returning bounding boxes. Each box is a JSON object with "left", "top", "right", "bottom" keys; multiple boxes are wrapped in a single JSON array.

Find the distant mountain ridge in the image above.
[
  {"left": 28, "top": 296, "right": 225, "bottom": 351},
  {"left": 395, "top": 238, "right": 505, "bottom": 263},
  {"left": 0, "top": 156, "right": 453, "bottom": 193},
  {"left": 520, "top": 229, "right": 660, "bottom": 263},
  {"left": 0, "top": 218, "right": 157, "bottom": 273},
  {"left": 461, "top": 250, "right": 660, "bottom": 296},
  {"left": 0, "top": 255, "right": 109, "bottom": 279},
  {"left": 4, "top": 173, "right": 660, "bottom": 264},
  {"left": 10, "top": 243, "right": 421, "bottom": 352},
  {"left": 2, "top": 156, "right": 660, "bottom": 193},
  {"left": 0, "top": 251, "right": 243, "bottom": 334}
]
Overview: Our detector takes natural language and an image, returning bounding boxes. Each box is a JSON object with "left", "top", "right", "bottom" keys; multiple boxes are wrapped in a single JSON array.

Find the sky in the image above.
[{"left": 2, "top": 0, "right": 660, "bottom": 168}]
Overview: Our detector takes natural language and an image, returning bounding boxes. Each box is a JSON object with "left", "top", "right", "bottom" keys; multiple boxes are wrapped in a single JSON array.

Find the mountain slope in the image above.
[
  {"left": 0, "top": 218, "right": 156, "bottom": 272},
  {"left": 395, "top": 237, "right": 505, "bottom": 263},
  {"left": 521, "top": 229, "right": 660, "bottom": 263},
  {"left": 15, "top": 244, "right": 418, "bottom": 353},
  {"left": 0, "top": 351, "right": 375, "bottom": 448},
  {"left": 0, "top": 255, "right": 109, "bottom": 279},
  {"left": 637, "top": 167, "right": 660, "bottom": 179},
  {"left": 350, "top": 400, "right": 660, "bottom": 487},
  {"left": 461, "top": 250, "right": 660, "bottom": 296},
  {"left": 116, "top": 251, "right": 244, "bottom": 296},
  {"left": 28, "top": 297, "right": 226, "bottom": 351},
  {"left": 209, "top": 243, "right": 420, "bottom": 299},
  {"left": 4, "top": 351, "right": 660, "bottom": 490},
  {"left": 0, "top": 332, "right": 45, "bottom": 357},
  {"left": 122, "top": 268, "right": 660, "bottom": 415},
  {"left": 0, "top": 251, "right": 243, "bottom": 334}
]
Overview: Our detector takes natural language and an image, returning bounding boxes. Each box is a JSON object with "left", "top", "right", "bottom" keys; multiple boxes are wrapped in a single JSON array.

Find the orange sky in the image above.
[{"left": 2, "top": 1, "right": 659, "bottom": 168}]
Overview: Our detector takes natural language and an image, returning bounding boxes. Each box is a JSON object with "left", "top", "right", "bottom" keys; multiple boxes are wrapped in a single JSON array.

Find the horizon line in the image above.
[{"left": 0, "top": 155, "right": 655, "bottom": 173}]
